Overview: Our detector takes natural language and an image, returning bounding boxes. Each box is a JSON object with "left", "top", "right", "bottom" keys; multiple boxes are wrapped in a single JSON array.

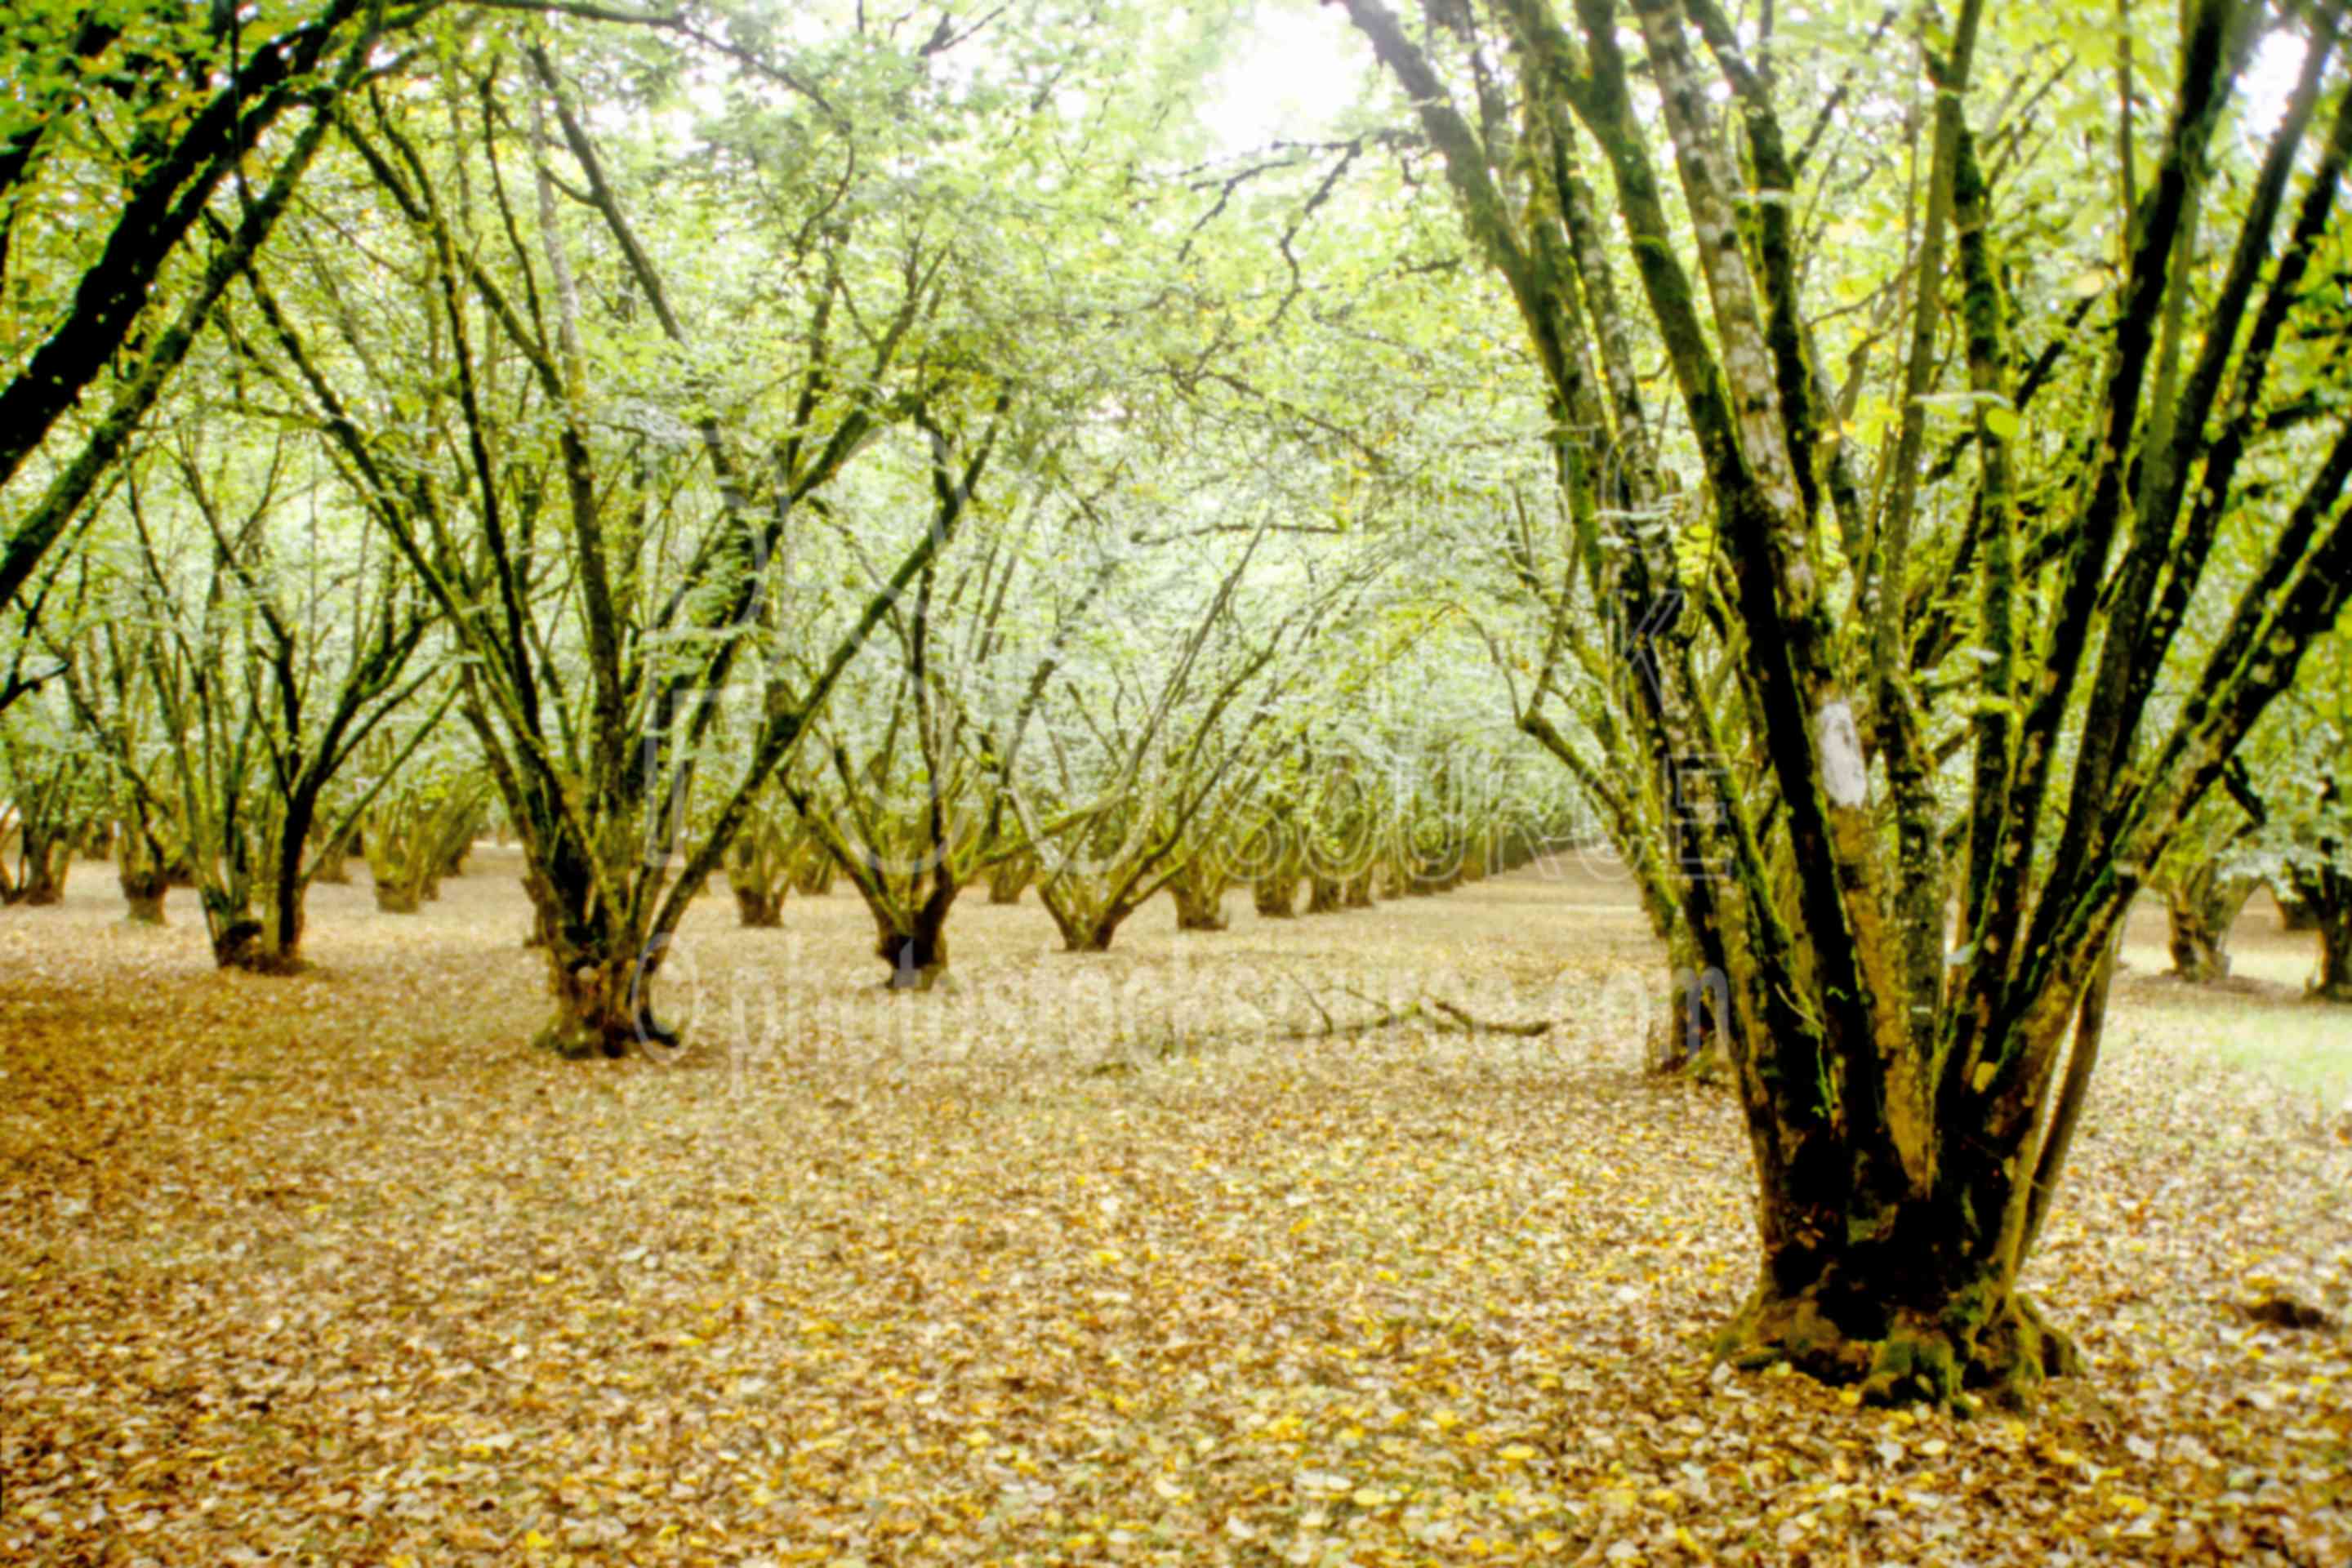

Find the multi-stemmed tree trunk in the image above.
[
  {"left": 246, "top": 44, "right": 1004, "bottom": 1049},
  {"left": 368, "top": 784, "right": 481, "bottom": 914},
  {"left": 114, "top": 814, "right": 175, "bottom": 925},
  {"left": 725, "top": 806, "right": 798, "bottom": 929},
  {"left": 0, "top": 0, "right": 390, "bottom": 620},
  {"left": 1034, "top": 813, "right": 1199, "bottom": 954},
  {"left": 2164, "top": 867, "right": 2259, "bottom": 983},
  {"left": 47, "top": 445, "right": 437, "bottom": 969},
  {"left": 0, "top": 746, "right": 80, "bottom": 906},
  {"left": 1348, "top": 0, "right": 2352, "bottom": 1405},
  {"left": 986, "top": 849, "right": 1036, "bottom": 906},
  {"left": 2284, "top": 858, "right": 2352, "bottom": 1001},
  {"left": 1169, "top": 861, "right": 1230, "bottom": 931},
  {"left": 1252, "top": 870, "right": 1299, "bottom": 919},
  {"left": 2306, "top": 886, "right": 2352, "bottom": 1001},
  {"left": 1012, "top": 526, "right": 1352, "bottom": 956}
]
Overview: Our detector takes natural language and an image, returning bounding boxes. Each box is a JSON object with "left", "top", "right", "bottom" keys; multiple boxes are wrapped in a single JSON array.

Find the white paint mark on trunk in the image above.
[{"left": 1815, "top": 700, "right": 1869, "bottom": 808}]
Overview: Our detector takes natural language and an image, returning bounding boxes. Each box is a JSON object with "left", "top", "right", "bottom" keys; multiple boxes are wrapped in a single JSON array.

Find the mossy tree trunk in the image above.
[
  {"left": 1344, "top": 0, "right": 2352, "bottom": 1409},
  {"left": 1, "top": 822, "right": 72, "bottom": 906},
  {"left": 986, "top": 849, "right": 1036, "bottom": 906},
  {"left": 864, "top": 877, "right": 958, "bottom": 991},
  {"left": 2163, "top": 871, "right": 2254, "bottom": 983},
  {"left": 1170, "top": 862, "right": 1229, "bottom": 930},
  {"left": 313, "top": 822, "right": 357, "bottom": 884},
  {"left": 1, "top": 744, "right": 85, "bottom": 907},
  {"left": 117, "top": 820, "right": 174, "bottom": 924},
  {"left": 1253, "top": 872, "right": 1298, "bottom": 918},
  {"left": 2287, "top": 862, "right": 2352, "bottom": 1001},
  {"left": 725, "top": 808, "right": 795, "bottom": 928}
]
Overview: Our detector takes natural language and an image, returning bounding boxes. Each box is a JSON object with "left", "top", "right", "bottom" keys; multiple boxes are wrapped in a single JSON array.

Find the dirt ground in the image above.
[{"left": 2, "top": 851, "right": 2347, "bottom": 1566}]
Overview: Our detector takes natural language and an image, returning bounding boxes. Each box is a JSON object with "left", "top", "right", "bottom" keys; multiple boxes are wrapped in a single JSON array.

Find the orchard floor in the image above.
[{"left": 2, "top": 850, "right": 2348, "bottom": 1567}]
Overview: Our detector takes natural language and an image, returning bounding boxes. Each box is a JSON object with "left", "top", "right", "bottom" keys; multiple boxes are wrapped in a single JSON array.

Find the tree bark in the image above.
[
  {"left": 2310, "top": 881, "right": 2352, "bottom": 1002},
  {"left": 986, "top": 852, "right": 1035, "bottom": 906},
  {"left": 4, "top": 831, "right": 70, "bottom": 906},
  {"left": 1718, "top": 1236, "right": 2080, "bottom": 1409},
  {"left": 1172, "top": 864, "right": 1229, "bottom": 931},
  {"left": 2164, "top": 889, "right": 2238, "bottom": 982},
  {"left": 527, "top": 857, "right": 677, "bottom": 1056},
  {"left": 1254, "top": 873, "right": 1299, "bottom": 919},
  {"left": 877, "top": 919, "right": 950, "bottom": 990},
  {"left": 732, "top": 882, "right": 784, "bottom": 928}
]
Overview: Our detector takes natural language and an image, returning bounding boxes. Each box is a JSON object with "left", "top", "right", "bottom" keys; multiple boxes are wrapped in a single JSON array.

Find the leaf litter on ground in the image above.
[{"left": 2, "top": 851, "right": 2347, "bottom": 1566}]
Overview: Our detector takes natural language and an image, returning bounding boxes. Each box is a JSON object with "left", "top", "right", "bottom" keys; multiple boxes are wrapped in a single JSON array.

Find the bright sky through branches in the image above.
[{"left": 1205, "top": 1, "right": 1373, "bottom": 154}]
